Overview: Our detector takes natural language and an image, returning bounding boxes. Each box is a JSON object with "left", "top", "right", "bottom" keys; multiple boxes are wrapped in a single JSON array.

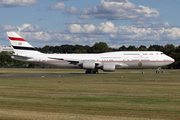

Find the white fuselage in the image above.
[{"left": 12, "top": 51, "right": 175, "bottom": 69}]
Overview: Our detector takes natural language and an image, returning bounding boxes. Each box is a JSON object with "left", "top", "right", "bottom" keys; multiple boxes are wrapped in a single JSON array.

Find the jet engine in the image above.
[
  {"left": 102, "top": 64, "right": 115, "bottom": 72},
  {"left": 82, "top": 61, "right": 95, "bottom": 69}
]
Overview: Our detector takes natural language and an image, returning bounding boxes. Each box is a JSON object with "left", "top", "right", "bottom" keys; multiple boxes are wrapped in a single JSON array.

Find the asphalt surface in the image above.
[{"left": 0, "top": 73, "right": 88, "bottom": 78}]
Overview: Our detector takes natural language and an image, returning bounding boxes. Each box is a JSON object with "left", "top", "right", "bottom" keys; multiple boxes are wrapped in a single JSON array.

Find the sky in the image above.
[{"left": 0, "top": 0, "right": 180, "bottom": 48}]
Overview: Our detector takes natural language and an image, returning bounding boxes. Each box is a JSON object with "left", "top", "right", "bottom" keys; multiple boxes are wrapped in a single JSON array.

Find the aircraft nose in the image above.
[
  {"left": 170, "top": 57, "right": 175, "bottom": 63},
  {"left": 163, "top": 56, "right": 175, "bottom": 66}
]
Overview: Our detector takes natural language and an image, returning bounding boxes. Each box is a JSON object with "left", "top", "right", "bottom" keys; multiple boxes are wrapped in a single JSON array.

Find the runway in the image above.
[{"left": 0, "top": 73, "right": 88, "bottom": 78}]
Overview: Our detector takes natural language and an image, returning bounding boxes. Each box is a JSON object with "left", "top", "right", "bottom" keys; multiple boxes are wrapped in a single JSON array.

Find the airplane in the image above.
[{"left": 7, "top": 32, "right": 175, "bottom": 74}]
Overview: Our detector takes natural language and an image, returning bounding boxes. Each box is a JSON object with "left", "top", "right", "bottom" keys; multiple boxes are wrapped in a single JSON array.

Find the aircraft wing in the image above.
[
  {"left": 48, "top": 57, "right": 80, "bottom": 61},
  {"left": 48, "top": 57, "right": 82, "bottom": 65},
  {"left": 48, "top": 57, "right": 101, "bottom": 66},
  {"left": 12, "top": 54, "right": 32, "bottom": 59}
]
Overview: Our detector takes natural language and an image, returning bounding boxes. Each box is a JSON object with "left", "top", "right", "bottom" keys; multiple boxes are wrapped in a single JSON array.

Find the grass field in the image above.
[{"left": 0, "top": 68, "right": 180, "bottom": 120}]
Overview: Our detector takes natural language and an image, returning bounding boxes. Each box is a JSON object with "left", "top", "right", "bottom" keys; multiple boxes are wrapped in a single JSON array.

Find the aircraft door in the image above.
[{"left": 139, "top": 53, "right": 143, "bottom": 61}]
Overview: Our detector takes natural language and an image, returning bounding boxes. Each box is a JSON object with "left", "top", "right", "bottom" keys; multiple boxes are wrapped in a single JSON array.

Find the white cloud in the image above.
[
  {"left": 80, "top": 0, "right": 160, "bottom": 20},
  {"left": 21, "top": 24, "right": 46, "bottom": 32},
  {"left": 110, "top": 26, "right": 180, "bottom": 43},
  {"left": 19, "top": 32, "right": 83, "bottom": 43},
  {"left": 1, "top": 22, "right": 180, "bottom": 47},
  {"left": 65, "top": 7, "right": 79, "bottom": 15},
  {"left": 96, "top": 21, "right": 118, "bottom": 34},
  {"left": 15, "top": 24, "right": 83, "bottom": 43},
  {"left": 132, "top": 21, "right": 172, "bottom": 29},
  {"left": 0, "top": 25, "right": 18, "bottom": 32},
  {"left": 0, "top": 0, "right": 38, "bottom": 7},
  {"left": 78, "top": 15, "right": 91, "bottom": 19},
  {"left": 17, "top": 24, "right": 31, "bottom": 31},
  {"left": 66, "top": 21, "right": 180, "bottom": 45},
  {"left": 159, "top": 27, "right": 180, "bottom": 40},
  {"left": 66, "top": 21, "right": 118, "bottom": 34},
  {"left": 64, "top": 20, "right": 88, "bottom": 24},
  {"left": 54, "top": 0, "right": 70, "bottom": 1},
  {"left": 47, "top": 30, "right": 66, "bottom": 34},
  {"left": 66, "top": 24, "right": 96, "bottom": 34},
  {"left": 48, "top": 2, "right": 66, "bottom": 10},
  {"left": 0, "top": 24, "right": 84, "bottom": 44}
]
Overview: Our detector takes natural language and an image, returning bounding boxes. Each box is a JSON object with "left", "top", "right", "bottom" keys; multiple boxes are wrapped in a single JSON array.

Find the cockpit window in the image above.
[{"left": 161, "top": 53, "right": 164, "bottom": 55}]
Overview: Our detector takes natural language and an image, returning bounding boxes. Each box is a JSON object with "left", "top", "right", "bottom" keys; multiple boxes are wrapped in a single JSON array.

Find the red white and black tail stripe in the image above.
[{"left": 7, "top": 32, "right": 36, "bottom": 51}]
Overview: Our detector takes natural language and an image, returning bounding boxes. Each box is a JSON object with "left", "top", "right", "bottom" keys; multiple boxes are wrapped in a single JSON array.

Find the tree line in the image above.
[{"left": 1, "top": 42, "right": 180, "bottom": 68}]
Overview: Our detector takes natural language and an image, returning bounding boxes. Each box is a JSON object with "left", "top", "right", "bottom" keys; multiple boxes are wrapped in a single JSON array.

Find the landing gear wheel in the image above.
[
  {"left": 85, "top": 69, "right": 99, "bottom": 74},
  {"left": 92, "top": 69, "right": 99, "bottom": 74},
  {"left": 92, "top": 71, "right": 99, "bottom": 74},
  {"left": 156, "top": 67, "right": 161, "bottom": 74},
  {"left": 85, "top": 70, "right": 92, "bottom": 74}
]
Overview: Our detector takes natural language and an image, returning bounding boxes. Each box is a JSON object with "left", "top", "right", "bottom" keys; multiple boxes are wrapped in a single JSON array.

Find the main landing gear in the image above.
[{"left": 85, "top": 69, "right": 99, "bottom": 74}]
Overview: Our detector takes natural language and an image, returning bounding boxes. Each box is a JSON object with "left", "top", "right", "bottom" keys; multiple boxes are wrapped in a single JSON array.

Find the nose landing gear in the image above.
[
  {"left": 156, "top": 70, "right": 159, "bottom": 74},
  {"left": 156, "top": 68, "right": 165, "bottom": 74},
  {"left": 156, "top": 68, "right": 161, "bottom": 74}
]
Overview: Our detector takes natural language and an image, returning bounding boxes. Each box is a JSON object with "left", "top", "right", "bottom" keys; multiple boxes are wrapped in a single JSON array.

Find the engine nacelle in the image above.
[
  {"left": 102, "top": 64, "right": 115, "bottom": 72},
  {"left": 82, "top": 61, "right": 95, "bottom": 69}
]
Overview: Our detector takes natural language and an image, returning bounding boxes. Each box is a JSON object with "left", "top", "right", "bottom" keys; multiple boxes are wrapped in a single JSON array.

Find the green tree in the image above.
[
  {"left": 127, "top": 45, "right": 137, "bottom": 51},
  {"left": 175, "top": 45, "right": 180, "bottom": 53},
  {"left": 148, "top": 45, "right": 164, "bottom": 51},
  {"left": 40, "top": 45, "right": 53, "bottom": 53},
  {"left": 163, "top": 44, "right": 175, "bottom": 55},
  {"left": 118, "top": 45, "right": 127, "bottom": 51},
  {"left": 92, "top": 42, "right": 111, "bottom": 53},
  {"left": 138, "top": 45, "right": 147, "bottom": 51}
]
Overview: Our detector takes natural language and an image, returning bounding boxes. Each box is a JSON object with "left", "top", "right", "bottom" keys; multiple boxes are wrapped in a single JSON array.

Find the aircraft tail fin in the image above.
[{"left": 7, "top": 32, "right": 39, "bottom": 54}]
